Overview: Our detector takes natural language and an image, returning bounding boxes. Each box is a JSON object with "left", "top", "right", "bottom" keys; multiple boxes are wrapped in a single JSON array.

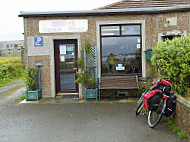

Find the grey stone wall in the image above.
[{"left": 173, "top": 95, "right": 190, "bottom": 139}]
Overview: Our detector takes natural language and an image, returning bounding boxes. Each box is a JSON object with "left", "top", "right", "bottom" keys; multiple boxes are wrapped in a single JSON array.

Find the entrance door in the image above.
[{"left": 54, "top": 39, "right": 78, "bottom": 95}]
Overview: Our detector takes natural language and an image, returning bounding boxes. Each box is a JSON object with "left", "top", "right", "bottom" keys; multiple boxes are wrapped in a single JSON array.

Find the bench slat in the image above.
[{"left": 99, "top": 75, "right": 138, "bottom": 90}]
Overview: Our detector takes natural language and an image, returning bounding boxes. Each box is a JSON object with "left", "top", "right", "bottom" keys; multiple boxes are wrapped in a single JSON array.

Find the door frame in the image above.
[{"left": 54, "top": 39, "right": 78, "bottom": 94}]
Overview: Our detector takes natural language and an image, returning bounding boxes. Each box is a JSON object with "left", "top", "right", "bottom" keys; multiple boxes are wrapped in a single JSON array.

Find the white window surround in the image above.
[
  {"left": 96, "top": 20, "right": 146, "bottom": 78},
  {"left": 158, "top": 30, "right": 187, "bottom": 42}
]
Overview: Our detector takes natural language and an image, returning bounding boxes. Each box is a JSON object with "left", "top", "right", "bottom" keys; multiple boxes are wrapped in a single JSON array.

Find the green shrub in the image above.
[
  {"left": 24, "top": 68, "right": 38, "bottom": 90},
  {"left": 151, "top": 36, "right": 190, "bottom": 95},
  {"left": 0, "top": 60, "right": 25, "bottom": 87}
]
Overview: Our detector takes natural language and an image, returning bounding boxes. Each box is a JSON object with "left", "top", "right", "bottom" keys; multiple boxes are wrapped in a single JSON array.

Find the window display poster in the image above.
[
  {"left": 60, "top": 45, "right": 66, "bottom": 54},
  {"left": 116, "top": 64, "right": 125, "bottom": 71},
  {"left": 60, "top": 55, "right": 65, "bottom": 62},
  {"left": 67, "top": 46, "right": 74, "bottom": 52}
]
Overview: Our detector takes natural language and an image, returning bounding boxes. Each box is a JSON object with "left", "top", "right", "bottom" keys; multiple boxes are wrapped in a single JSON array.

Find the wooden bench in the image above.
[{"left": 98, "top": 75, "right": 139, "bottom": 97}]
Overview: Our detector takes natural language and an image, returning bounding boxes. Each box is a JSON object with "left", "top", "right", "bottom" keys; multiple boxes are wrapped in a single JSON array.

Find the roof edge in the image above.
[{"left": 19, "top": 5, "right": 190, "bottom": 17}]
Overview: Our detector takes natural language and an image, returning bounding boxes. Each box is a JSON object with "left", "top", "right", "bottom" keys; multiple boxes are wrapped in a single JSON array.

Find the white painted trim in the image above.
[
  {"left": 158, "top": 30, "right": 187, "bottom": 42},
  {"left": 96, "top": 20, "right": 146, "bottom": 78},
  {"left": 49, "top": 35, "right": 82, "bottom": 98}
]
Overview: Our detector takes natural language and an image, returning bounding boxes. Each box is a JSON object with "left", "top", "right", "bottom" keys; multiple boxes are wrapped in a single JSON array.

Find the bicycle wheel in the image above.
[
  {"left": 148, "top": 99, "right": 166, "bottom": 128},
  {"left": 136, "top": 95, "right": 144, "bottom": 115}
]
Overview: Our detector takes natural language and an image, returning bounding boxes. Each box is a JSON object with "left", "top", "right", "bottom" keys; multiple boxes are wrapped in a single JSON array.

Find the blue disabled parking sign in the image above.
[{"left": 34, "top": 37, "right": 43, "bottom": 46}]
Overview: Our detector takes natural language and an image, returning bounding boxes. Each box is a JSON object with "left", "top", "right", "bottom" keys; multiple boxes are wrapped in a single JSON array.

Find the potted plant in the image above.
[
  {"left": 24, "top": 67, "right": 42, "bottom": 101},
  {"left": 76, "top": 39, "right": 98, "bottom": 100}
]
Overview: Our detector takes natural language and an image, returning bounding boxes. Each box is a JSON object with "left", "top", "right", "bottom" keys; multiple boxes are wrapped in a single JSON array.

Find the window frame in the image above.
[{"left": 100, "top": 24, "right": 142, "bottom": 76}]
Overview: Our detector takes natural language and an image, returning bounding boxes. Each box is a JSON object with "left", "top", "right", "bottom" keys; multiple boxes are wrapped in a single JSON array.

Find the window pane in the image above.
[
  {"left": 59, "top": 44, "right": 75, "bottom": 70},
  {"left": 102, "top": 37, "right": 141, "bottom": 74},
  {"left": 101, "top": 26, "right": 120, "bottom": 36},
  {"left": 60, "top": 73, "right": 76, "bottom": 91},
  {"left": 122, "top": 25, "right": 140, "bottom": 35}
]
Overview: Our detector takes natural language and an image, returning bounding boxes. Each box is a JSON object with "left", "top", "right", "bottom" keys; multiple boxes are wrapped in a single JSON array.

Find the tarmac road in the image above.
[{"left": 0, "top": 86, "right": 188, "bottom": 142}]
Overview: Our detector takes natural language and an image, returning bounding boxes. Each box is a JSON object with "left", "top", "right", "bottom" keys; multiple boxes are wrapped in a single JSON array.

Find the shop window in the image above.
[
  {"left": 100, "top": 24, "right": 141, "bottom": 75},
  {"left": 122, "top": 25, "right": 141, "bottom": 35},
  {"left": 101, "top": 26, "right": 120, "bottom": 36}
]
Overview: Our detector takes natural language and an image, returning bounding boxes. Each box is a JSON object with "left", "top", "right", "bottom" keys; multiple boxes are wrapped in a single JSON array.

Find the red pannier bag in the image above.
[
  {"left": 143, "top": 90, "right": 162, "bottom": 110},
  {"left": 150, "top": 79, "right": 172, "bottom": 93}
]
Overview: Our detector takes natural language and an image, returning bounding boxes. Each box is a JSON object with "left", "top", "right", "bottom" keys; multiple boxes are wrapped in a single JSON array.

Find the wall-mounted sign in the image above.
[
  {"left": 34, "top": 37, "right": 43, "bottom": 46},
  {"left": 39, "top": 19, "right": 88, "bottom": 33}
]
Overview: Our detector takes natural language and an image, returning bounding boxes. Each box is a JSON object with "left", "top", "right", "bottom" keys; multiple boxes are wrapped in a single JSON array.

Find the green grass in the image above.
[
  {"left": 0, "top": 56, "right": 25, "bottom": 88},
  {"left": 16, "top": 93, "right": 25, "bottom": 102},
  {"left": 0, "top": 78, "right": 23, "bottom": 88},
  {"left": 165, "top": 118, "right": 187, "bottom": 140}
]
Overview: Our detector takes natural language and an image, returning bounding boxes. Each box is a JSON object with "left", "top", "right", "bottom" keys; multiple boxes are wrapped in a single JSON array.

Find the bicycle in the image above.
[
  {"left": 136, "top": 76, "right": 154, "bottom": 115},
  {"left": 147, "top": 92, "right": 169, "bottom": 128},
  {"left": 136, "top": 77, "right": 176, "bottom": 128}
]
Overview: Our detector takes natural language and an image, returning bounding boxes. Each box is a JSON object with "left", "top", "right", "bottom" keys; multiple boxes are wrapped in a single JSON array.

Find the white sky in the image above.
[{"left": 0, "top": 0, "right": 119, "bottom": 41}]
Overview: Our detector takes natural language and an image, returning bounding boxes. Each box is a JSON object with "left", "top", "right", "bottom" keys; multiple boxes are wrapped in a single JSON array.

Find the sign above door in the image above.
[{"left": 39, "top": 19, "right": 88, "bottom": 33}]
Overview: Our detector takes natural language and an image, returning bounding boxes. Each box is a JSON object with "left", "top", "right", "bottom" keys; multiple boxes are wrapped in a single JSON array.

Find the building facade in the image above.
[
  {"left": 19, "top": 2, "right": 190, "bottom": 98},
  {"left": 0, "top": 40, "right": 23, "bottom": 56}
]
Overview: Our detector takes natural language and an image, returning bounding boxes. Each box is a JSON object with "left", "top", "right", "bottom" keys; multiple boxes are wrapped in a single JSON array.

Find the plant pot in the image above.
[
  {"left": 25, "top": 89, "right": 41, "bottom": 101},
  {"left": 85, "top": 88, "right": 98, "bottom": 100}
]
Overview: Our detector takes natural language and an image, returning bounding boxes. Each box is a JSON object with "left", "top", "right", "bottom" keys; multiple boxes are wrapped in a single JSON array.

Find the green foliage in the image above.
[
  {"left": 76, "top": 70, "right": 96, "bottom": 89},
  {"left": 76, "top": 39, "right": 96, "bottom": 89},
  {"left": 77, "top": 57, "right": 84, "bottom": 69},
  {"left": 165, "top": 118, "right": 187, "bottom": 140},
  {"left": 110, "top": 91, "right": 117, "bottom": 99},
  {"left": 151, "top": 36, "right": 190, "bottom": 95},
  {"left": 24, "top": 68, "right": 38, "bottom": 90},
  {"left": 138, "top": 83, "right": 152, "bottom": 94},
  {"left": 16, "top": 93, "right": 25, "bottom": 102},
  {"left": 0, "top": 57, "right": 25, "bottom": 87},
  {"left": 85, "top": 39, "right": 91, "bottom": 55}
]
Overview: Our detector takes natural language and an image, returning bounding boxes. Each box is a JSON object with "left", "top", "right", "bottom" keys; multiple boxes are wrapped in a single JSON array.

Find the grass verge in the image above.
[
  {"left": 16, "top": 93, "right": 25, "bottom": 102},
  {"left": 0, "top": 83, "right": 25, "bottom": 100},
  {"left": 164, "top": 117, "right": 187, "bottom": 140},
  {"left": 0, "top": 78, "right": 23, "bottom": 88}
]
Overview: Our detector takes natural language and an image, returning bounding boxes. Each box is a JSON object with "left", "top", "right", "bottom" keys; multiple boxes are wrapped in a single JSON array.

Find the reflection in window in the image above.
[
  {"left": 59, "top": 44, "right": 75, "bottom": 70},
  {"left": 60, "top": 73, "right": 76, "bottom": 91},
  {"left": 101, "top": 26, "right": 120, "bottom": 36},
  {"left": 122, "top": 25, "right": 141, "bottom": 35},
  {"left": 102, "top": 37, "right": 141, "bottom": 74}
]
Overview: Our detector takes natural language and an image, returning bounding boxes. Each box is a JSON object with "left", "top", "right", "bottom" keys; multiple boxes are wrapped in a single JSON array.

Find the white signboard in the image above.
[{"left": 39, "top": 19, "right": 88, "bottom": 33}]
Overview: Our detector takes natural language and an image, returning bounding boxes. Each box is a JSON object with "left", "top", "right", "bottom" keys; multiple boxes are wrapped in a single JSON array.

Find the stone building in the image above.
[
  {"left": 0, "top": 40, "right": 23, "bottom": 56},
  {"left": 19, "top": 0, "right": 190, "bottom": 99}
]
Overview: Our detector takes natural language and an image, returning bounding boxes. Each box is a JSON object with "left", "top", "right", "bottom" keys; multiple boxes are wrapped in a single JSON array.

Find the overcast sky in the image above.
[{"left": 0, "top": 0, "right": 119, "bottom": 41}]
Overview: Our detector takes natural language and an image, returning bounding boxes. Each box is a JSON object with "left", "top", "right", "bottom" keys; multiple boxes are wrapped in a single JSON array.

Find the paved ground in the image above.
[
  {"left": 0, "top": 84, "right": 188, "bottom": 142},
  {"left": 0, "top": 80, "right": 23, "bottom": 93}
]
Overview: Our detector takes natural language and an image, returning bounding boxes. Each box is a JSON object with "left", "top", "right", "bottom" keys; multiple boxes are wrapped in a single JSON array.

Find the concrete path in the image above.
[
  {"left": 0, "top": 80, "right": 23, "bottom": 93},
  {"left": 0, "top": 92, "right": 188, "bottom": 142}
]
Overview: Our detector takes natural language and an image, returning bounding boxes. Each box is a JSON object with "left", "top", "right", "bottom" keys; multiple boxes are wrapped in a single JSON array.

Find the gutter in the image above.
[{"left": 19, "top": 5, "right": 190, "bottom": 17}]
